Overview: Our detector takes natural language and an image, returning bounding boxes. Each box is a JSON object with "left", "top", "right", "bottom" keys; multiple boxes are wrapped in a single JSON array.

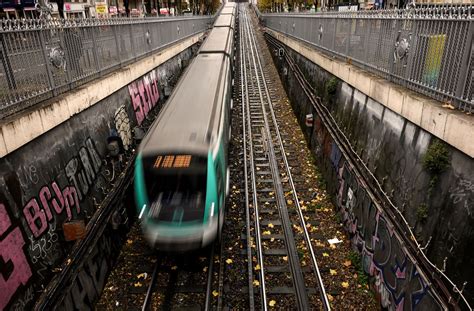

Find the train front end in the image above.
[{"left": 134, "top": 152, "right": 220, "bottom": 251}]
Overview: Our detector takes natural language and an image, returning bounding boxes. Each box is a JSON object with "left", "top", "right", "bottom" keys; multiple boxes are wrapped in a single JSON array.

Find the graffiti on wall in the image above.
[
  {"left": 0, "top": 203, "right": 33, "bottom": 311},
  {"left": 128, "top": 69, "right": 160, "bottom": 126},
  {"left": 336, "top": 162, "right": 443, "bottom": 310},
  {"left": 114, "top": 105, "right": 133, "bottom": 151},
  {"left": 1, "top": 137, "right": 103, "bottom": 310}
]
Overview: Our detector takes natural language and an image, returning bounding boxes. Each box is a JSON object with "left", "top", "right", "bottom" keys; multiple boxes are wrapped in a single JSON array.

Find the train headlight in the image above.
[{"left": 209, "top": 202, "right": 215, "bottom": 222}]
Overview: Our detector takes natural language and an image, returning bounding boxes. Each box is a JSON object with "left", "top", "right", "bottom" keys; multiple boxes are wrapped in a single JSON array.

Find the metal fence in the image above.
[
  {"left": 262, "top": 7, "right": 473, "bottom": 112},
  {"left": 0, "top": 16, "right": 212, "bottom": 118}
]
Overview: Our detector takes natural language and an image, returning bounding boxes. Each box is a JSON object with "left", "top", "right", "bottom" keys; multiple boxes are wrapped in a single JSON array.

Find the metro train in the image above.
[{"left": 134, "top": 2, "right": 237, "bottom": 251}]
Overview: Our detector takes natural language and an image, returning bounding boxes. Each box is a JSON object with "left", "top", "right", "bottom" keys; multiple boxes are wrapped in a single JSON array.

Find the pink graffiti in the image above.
[
  {"left": 23, "top": 182, "right": 80, "bottom": 238},
  {"left": 128, "top": 70, "right": 160, "bottom": 126},
  {"left": 0, "top": 203, "right": 33, "bottom": 310}
]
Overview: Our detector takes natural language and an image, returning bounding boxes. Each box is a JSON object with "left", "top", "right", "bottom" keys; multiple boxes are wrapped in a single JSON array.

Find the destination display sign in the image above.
[{"left": 153, "top": 155, "right": 192, "bottom": 169}]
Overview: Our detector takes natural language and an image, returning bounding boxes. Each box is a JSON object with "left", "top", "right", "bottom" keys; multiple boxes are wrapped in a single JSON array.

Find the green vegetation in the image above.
[
  {"left": 348, "top": 251, "right": 369, "bottom": 287},
  {"left": 325, "top": 77, "right": 338, "bottom": 96},
  {"left": 416, "top": 203, "right": 429, "bottom": 223},
  {"left": 423, "top": 139, "right": 450, "bottom": 175}
]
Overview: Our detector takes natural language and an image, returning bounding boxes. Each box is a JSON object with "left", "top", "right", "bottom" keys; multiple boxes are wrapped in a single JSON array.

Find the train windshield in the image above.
[{"left": 143, "top": 155, "right": 207, "bottom": 222}]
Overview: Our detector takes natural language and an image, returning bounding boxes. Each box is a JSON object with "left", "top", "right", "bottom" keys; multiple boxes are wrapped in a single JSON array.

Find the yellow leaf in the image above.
[
  {"left": 269, "top": 300, "right": 276, "bottom": 307},
  {"left": 134, "top": 282, "right": 142, "bottom": 287},
  {"left": 343, "top": 260, "right": 352, "bottom": 267},
  {"left": 253, "top": 280, "right": 260, "bottom": 286},
  {"left": 171, "top": 265, "right": 178, "bottom": 270},
  {"left": 330, "top": 244, "right": 336, "bottom": 249},
  {"left": 126, "top": 239, "right": 133, "bottom": 244},
  {"left": 341, "top": 281, "right": 350, "bottom": 288},
  {"left": 226, "top": 258, "right": 233, "bottom": 264},
  {"left": 323, "top": 253, "right": 329, "bottom": 257},
  {"left": 330, "top": 269, "right": 337, "bottom": 275},
  {"left": 287, "top": 199, "right": 293, "bottom": 205},
  {"left": 268, "top": 223, "right": 274, "bottom": 228},
  {"left": 282, "top": 256, "right": 288, "bottom": 261},
  {"left": 137, "top": 273, "right": 147, "bottom": 279},
  {"left": 327, "top": 294, "right": 334, "bottom": 302},
  {"left": 212, "top": 290, "right": 219, "bottom": 297},
  {"left": 262, "top": 230, "right": 271, "bottom": 235},
  {"left": 66, "top": 259, "right": 72, "bottom": 265},
  {"left": 255, "top": 264, "right": 261, "bottom": 271},
  {"left": 442, "top": 103, "right": 455, "bottom": 110},
  {"left": 270, "top": 237, "right": 275, "bottom": 242}
]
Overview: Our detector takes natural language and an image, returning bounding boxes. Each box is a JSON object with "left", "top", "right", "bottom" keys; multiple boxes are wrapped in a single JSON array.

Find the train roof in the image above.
[
  {"left": 221, "top": 7, "right": 236, "bottom": 15},
  {"left": 200, "top": 27, "right": 233, "bottom": 55},
  {"left": 140, "top": 54, "right": 227, "bottom": 156},
  {"left": 224, "top": 2, "right": 237, "bottom": 8},
  {"left": 214, "top": 14, "right": 234, "bottom": 28}
]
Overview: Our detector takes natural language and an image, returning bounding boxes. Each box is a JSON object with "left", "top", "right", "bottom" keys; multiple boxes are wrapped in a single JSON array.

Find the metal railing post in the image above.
[
  {"left": 112, "top": 24, "right": 122, "bottom": 66},
  {"left": 38, "top": 29, "right": 57, "bottom": 96},
  {"left": 90, "top": 27, "right": 101, "bottom": 77},
  {"left": 455, "top": 20, "right": 473, "bottom": 102}
]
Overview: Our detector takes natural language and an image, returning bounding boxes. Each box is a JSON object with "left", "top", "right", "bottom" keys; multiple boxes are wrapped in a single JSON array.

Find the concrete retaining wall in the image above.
[
  {"left": 0, "top": 40, "right": 199, "bottom": 310},
  {"left": 268, "top": 34, "right": 474, "bottom": 309}
]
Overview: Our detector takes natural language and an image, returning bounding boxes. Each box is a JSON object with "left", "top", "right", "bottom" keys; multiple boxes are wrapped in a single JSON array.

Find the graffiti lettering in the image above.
[
  {"left": 337, "top": 164, "right": 443, "bottom": 310},
  {"left": 114, "top": 105, "right": 132, "bottom": 151},
  {"left": 0, "top": 203, "right": 33, "bottom": 311},
  {"left": 65, "top": 138, "right": 102, "bottom": 201},
  {"left": 23, "top": 182, "right": 79, "bottom": 238},
  {"left": 128, "top": 69, "right": 160, "bottom": 126}
]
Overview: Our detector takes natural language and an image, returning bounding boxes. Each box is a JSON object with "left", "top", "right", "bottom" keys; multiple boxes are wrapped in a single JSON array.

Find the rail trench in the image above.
[{"left": 96, "top": 5, "right": 377, "bottom": 310}]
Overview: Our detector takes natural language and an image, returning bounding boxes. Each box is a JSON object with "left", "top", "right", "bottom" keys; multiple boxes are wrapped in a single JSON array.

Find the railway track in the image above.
[
  {"left": 238, "top": 5, "right": 330, "bottom": 310},
  {"left": 140, "top": 243, "right": 224, "bottom": 310}
]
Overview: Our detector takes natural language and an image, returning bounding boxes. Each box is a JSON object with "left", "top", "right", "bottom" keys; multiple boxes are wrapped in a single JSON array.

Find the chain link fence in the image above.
[
  {"left": 0, "top": 16, "right": 212, "bottom": 118},
  {"left": 261, "top": 7, "right": 473, "bottom": 112}
]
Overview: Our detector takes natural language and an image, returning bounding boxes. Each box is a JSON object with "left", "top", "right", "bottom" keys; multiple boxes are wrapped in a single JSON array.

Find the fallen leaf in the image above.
[
  {"left": 134, "top": 282, "right": 142, "bottom": 287},
  {"left": 330, "top": 244, "right": 336, "bottom": 249},
  {"left": 212, "top": 290, "right": 219, "bottom": 297},
  {"left": 343, "top": 260, "right": 352, "bottom": 267},
  {"left": 253, "top": 280, "right": 260, "bottom": 286},
  {"left": 287, "top": 199, "right": 293, "bottom": 205},
  {"left": 330, "top": 269, "right": 337, "bottom": 275},
  {"left": 226, "top": 258, "right": 233, "bottom": 264},
  {"left": 171, "top": 266, "right": 178, "bottom": 270},
  {"left": 442, "top": 103, "right": 455, "bottom": 110},
  {"left": 137, "top": 273, "right": 147, "bottom": 279},
  {"left": 327, "top": 294, "right": 334, "bottom": 302},
  {"left": 126, "top": 239, "right": 133, "bottom": 244},
  {"left": 341, "top": 281, "right": 350, "bottom": 288},
  {"left": 203, "top": 267, "right": 208, "bottom": 272},
  {"left": 268, "top": 223, "right": 274, "bottom": 228},
  {"left": 282, "top": 256, "right": 288, "bottom": 261},
  {"left": 255, "top": 264, "right": 261, "bottom": 271},
  {"left": 262, "top": 230, "right": 271, "bottom": 235},
  {"left": 269, "top": 300, "right": 276, "bottom": 307},
  {"left": 323, "top": 253, "right": 329, "bottom": 257}
]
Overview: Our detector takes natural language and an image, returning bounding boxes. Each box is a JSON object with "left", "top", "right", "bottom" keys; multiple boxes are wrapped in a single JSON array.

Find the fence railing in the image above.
[
  {"left": 261, "top": 7, "right": 473, "bottom": 112},
  {"left": 0, "top": 16, "right": 212, "bottom": 119}
]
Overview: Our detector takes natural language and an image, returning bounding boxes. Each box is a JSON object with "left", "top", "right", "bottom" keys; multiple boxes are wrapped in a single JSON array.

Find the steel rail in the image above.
[
  {"left": 247, "top": 11, "right": 331, "bottom": 310},
  {"left": 264, "top": 33, "right": 468, "bottom": 309},
  {"left": 142, "top": 256, "right": 162, "bottom": 311},
  {"left": 204, "top": 244, "right": 216, "bottom": 311},
  {"left": 240, "top": 4, "right": 268, "bottom": 310},
  {"left": 243, "top": 7, "right": 309, "bottom": 310},
  {"left": 238, "top": 4, "right": 257, "bottom": 309}
]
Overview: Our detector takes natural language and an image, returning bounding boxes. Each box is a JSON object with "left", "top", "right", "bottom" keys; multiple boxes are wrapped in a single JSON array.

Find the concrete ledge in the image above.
[
  {"left": 267, "top": 28, "right": 474, "bottom": 158},
  {"left": 0, "top": 33, "right": 204, "bottom": 158}
]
